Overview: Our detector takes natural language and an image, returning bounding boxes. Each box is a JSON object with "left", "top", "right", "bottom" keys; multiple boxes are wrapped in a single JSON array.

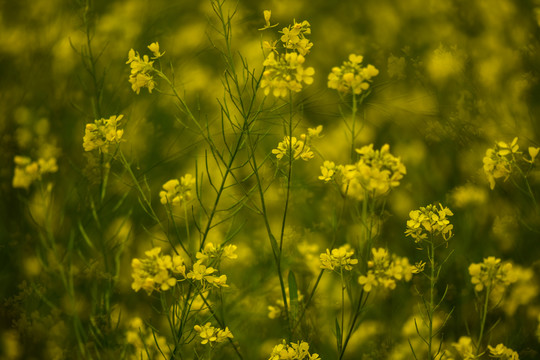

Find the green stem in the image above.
[
  {"left": 476, "top": 281, "right": 491, "bottom": 355},
  {"left": 428, "top": 239, "right": 435, "bottom": 360},
  {"left": 350, "top": 93, "right": 357, "bottom": 160}
]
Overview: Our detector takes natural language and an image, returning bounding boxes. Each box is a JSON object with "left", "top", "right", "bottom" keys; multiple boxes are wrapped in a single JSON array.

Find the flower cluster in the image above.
[
  {"left": 260, "top": 16, "right": 314, "bottom": 98},
  {"left": 319, "top": 244, "right": 358, "bottom": 272},
  {"left": 125, "top": 317, "right": 170, "bottom": 360},
  {"left": 320, "top": 144, "right": 406, "bottom": 200},
  {"left": 405, "top": 203, "right": 454, "bottom": 244},
  {"left": 272, "top": 126, "right": 322, "bottom": 161},
  {"left": 131, "top": 247, "right": 185, "bottom": 295},
  {"left": 358, "top": 248, "right": 417, "bottom": 292},
  {"left": 193, "top": 322, "right": 233, "bottom": 345},
  {"left": 278, "top": 20, "right": 313, "bottom": 55},
  {"left": 483, "top": 137, "right": 540, "bottom": 190},
  {"left": 261, "top": 52, "right": 315, "bottom": 98},
  {"left": 268, "top": 340, "right": 320, "bottom": 360},
  {"left": 328, "top": 54, "right": 379, "bottom": 95},
  {"left": 126, "top": 42, "right": 164, "bottom": 94},
  {"left": 186, "top": 261, "right": 229, "bottom": 289},
  {"left": 468, "top": 257, "right": 517, "bottom": 293},
  {"left": 488, "top": 344, "right": 519, "bottom": 359},
  {"left": 159, "top": 174, "right": 196, "bottom": 206},
  {"left": 83, "top": 115, "right": 124, "bottom": 153},
  {"left": 449, "top": 336, "right": 475, "bottom": 360},
  {"left": 196, "top": 242, "right": 238, "bottom": 263},
  {"left": 12, "top": 155, "right": 58, "bottom": 189}
]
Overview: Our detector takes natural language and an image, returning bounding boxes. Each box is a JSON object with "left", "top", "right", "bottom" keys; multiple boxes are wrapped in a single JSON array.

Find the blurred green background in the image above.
[{"left": 1, "top": 0, "right": 540, "bottom": 358}]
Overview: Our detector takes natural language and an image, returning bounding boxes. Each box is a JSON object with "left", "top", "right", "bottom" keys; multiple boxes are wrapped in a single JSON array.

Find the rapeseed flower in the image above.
[
  {"left": 328, "top": 54, "right": 379, "bottom": 95},
  {"left": 126, "top": 45, "right": 160, "bottom": 94},
  {"left": 159, "top": 174, "right": 195, "bottom": 206},
  {"left": 358, "top": 248, "right": 417, "bottom": 292},
  {"left": 488, "top": 343, "right": 519, "bottom": 359},
  {"left": 321, "top": 144, "right": 406, "bottom": 200},
  {"left": 468, "top": 257, "right": 517, "bottom": 293},
  {"left": 405, "top": 203, "right": 453, "bottom": 244},
  {"left": 319, "top": 244, "right": 358, "bottom": 271},
  {"left": 83, "top": 115, "right": 124, "bottom": 153},
  {"left": 193, "top": 322, "right": 233, "bottom": 345},
  {"left": 12, "top": 155, "right": 58, "bottom": 189},
  {"left": 269, "top": 340, "right": 320, "bottom": 360},
  {"left": 131, "top": 247, "right": 185, "bottom": 295}
]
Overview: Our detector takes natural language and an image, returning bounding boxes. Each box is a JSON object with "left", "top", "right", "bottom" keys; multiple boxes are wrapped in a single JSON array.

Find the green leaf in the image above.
[
  {"left": 288, "top": 270, "right": 299, "bottom": 324},
  {"left": 335, "top": 317, "right": 342, "bottom": 353}
]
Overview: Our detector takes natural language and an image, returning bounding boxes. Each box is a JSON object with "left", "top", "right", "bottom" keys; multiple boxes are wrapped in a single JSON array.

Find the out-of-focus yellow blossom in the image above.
[
  {"left": 268, "top": 340, "right": 320, "bottom": 360},
  {"left": 1, "top": 330, "right": 21, "bottom": 359},
  {"left": 259, "top": 10, "right": 278, "bottom": 30},
  {"left": 468, "top": 257, "right": 517, "bottom": 293},
  {"left": 426, "top": 45, "right": 464, "bottom": 84},
  {"left": 501, "top": 265, "right": 537, "bottom": 315},
  {"left": 126, "top": 47, "right": 157, "bottom": 94},
  {"left": 319, "top": 244, "right": 358, "bottom": 271},
  {"left": 125, "top": 317, "right": 170, "bottom": 360},
  {"left": 83, "top": 115, "right": 124, "bottom": 153},
  {"left": 261, "top": 52, "right": 315, "bottom": 98},
  {"left": 537, "top": 314, "right": 540, "bottom": 342},
  {"left": 387, "top": 54, "right": 406, "bottom": 80},
  {"left": 328, "top": 54, "right": 379, "bottom": 95},
  {"left": 451, "top": 336, "right": 476, "bottom": 360},
  {"left": 131, "top": 247, "right": 185, "bottom": 295},
  {"left": 358, "top": 248, "right": 417, "bottom": 292},
  {"left": 159, "top": 174, "right": 195, "bottom": 206},
  {"left": 323, "top": 144, "right": 406, "bottom": 200},
  {"left": 194, "top": 322, "right": 233, "bottom": 345},
  {"left": 12, "top": 155, "right": 58, "bottom": 189},
  {"left": 488, "top": 343, "right": 519, "bottom": 359},
  {"left": 268, "top": 288, "right": 304, "bottom": 319},
  {"left": 450, "top": 184, "right": 487, "bottom": 208},
  {"left": 405, "top": 203, "right": 454, "bottom": 244},
  {"left": 147, "top": 42, "right": 164, "bottom": 59}
]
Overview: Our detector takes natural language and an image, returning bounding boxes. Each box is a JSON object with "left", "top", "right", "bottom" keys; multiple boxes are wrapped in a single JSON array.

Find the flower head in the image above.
[
  {"left": 159, "top": 174, "right": 196, "bottom": 206},
  {"left": 405, "top": 203, "right": 454, "bottom": 244},
  {"left": 320, "top": 244, "right": 358, "bottom": 271},
  {"left": 328, "top": 54, "right": 379, "bottom": 95},
  {"left": 83, "top": 115, "right": 125, "bottom": 153},
  {"left": 131, "top": 247, "right": 185, "bottom": 295},
  {"left": 469, "top": 257, "right": 517, "bottom": 293}
]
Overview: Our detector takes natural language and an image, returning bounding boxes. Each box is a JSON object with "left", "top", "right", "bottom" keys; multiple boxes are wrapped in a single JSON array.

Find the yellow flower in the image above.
[
  {"left": 488, "top": 343, "right": 519, "bottom": 359},
  {"left": 272, "top": 136, "right": 314, "bottom": 161},
  {"left": 126, "top": 48, "right": 157, "bottom": 94},
  {"left": 320, "top": 244, "right": 358, "bottom": 271},
  {"left": 83, "top": 115, "right": 124, "bottom": 153},
  {"left": 147, "top": 42, "right": 165, "bottom": 59},
  {"left": 194, "top": 323, "right": 233, "bottom": 345},
  {"left": 405, "top": 203, "right": 453, "bottom": 243},
  {"left": 131, "top": 247, "right": 183, "bottom": 295},
  {"left": 469, "top": 257, "right": 517, "bottom": 293},
  {"left": 328, "top": 54, "right": 379, "bottom": 94},
  {"left": 13, "top": 155, "right": 58, "bottom": 189},
  {"left": 159, "top": 174, "right": 195, "bottom": 206}
]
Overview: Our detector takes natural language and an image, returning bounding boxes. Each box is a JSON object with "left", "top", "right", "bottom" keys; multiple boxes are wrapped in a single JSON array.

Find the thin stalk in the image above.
[
  {"left": 428, "top": 238, "right": 435, "bottom": 360},
  {"left": 350, "top": 93, "right": 357, "bottom": 160},
  {"left": 476, "top": 281, "right": 491, "bottom": 356}
]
